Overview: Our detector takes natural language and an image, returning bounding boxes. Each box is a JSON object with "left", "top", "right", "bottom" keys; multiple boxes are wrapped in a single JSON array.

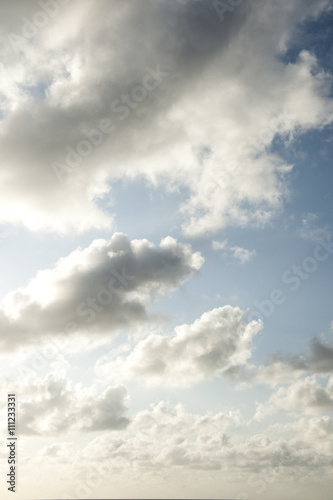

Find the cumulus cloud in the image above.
[
  {"left": 12, "top": 401, "right": 333, "bottom": 497},
  {"left": 6, "top": 373, "right": 130, "bottom": 435},
  {"left": 0, "top": 233, "right": 203, "bottom": 350},
  {"left": 80, "top": 401, "right": 242, "bottom": 472},
  {"left": 0, "top": 0, "right": 332, "bottom": 234},
  {"left": 95, "top": 306, "right": 263, "bottom": 387},
  {"left": 254, "top": 375, "right": 333, "bottom": 419},
  {"left": 253, "top": 355, "right": 307, "bottom": 387}
]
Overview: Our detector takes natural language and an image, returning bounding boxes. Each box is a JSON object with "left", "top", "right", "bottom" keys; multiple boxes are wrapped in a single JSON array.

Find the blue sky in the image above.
[{"left": 0, "top": 1, "right": 333, "bottom": 500}]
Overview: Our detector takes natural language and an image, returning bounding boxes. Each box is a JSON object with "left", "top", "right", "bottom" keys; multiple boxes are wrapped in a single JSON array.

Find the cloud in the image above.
[
  {"left": 254, "top": 375, "right": 333, "bottom": 419},
  {"left": 212, "top": 240, "right": 228, "bottom": 251},
  {"left": 6, "top": 373, "right": 130, "bottom": 435},
  {"left": 12, "top": 400, "right": 333, "bottom": 496},
  {"left": 298, "top": 212, "right": 331, "bottom": 241},
  {"left": 254, "top": 355, "right": 307, "bottom": 387},
  {"left": 95, "top": 306, "right": 263, "bottom": 387},
  {"left": 212, "top": 240, "right": 256, "bottom": 264},
  {"left": 0, "top": 233, "right": 203, "bottom": 350},
  {"left": 253, "top": 333, "right": 333, "bottom": 387},
  {"left": 58, "top": 402, "right": 333, "bottom": 484},
  {"left": 0, "top": 0, "right": 332, "bottom": 234}
]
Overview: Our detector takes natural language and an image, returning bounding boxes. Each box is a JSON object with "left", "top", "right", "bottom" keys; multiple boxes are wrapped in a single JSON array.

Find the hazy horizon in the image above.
[{"left": 0, "top": 1, "right": 333, "bottom": 499}]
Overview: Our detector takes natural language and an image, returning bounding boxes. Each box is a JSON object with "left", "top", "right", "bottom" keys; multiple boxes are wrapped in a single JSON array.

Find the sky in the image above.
[{"left": 0, "top": 1, "right": 333, "bottom": 499}]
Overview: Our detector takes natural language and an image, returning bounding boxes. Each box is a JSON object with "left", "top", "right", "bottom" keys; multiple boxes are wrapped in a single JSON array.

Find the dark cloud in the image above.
[{"left": 0, "top": 233, "right": 203, "bottom": 350}]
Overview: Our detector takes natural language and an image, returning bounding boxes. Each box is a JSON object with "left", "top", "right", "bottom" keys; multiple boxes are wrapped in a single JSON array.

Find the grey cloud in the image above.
[
  {"left": 254, "top": 335, "right": 333, "bottom": 387},
  {"left": 0, "top": 233, "right": 203, "bottom": 350},
  {"left": 0, "top": 0, "right": 247, "bottom": 233},
  {"left": 254, "top": 375, "right": 333, "bottom": 419},
  {"left": 0, "top": 1, "right": 332, "bottom": 234}
]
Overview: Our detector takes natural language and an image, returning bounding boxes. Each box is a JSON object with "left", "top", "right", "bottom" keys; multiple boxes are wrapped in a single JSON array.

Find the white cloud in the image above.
[
  {"left": 212, "top": 240, "right": 256, "bottom": 264},
  {"left": 4, "top": 373, "right": 130, "bottom": 435},
  {"left": 42, "top": 403, "right": 333, "bottom": 488},
  {"left": 254, "top": 357, "right": 306, "bottom": 387},
  {"left": 95, "top": 306, "right": 263, "bottom": 387},
  {"left": 8, "top": 399, "right": 333, "bottom": 498},
  {"left": 255, "top": 375, "right": 333, "bottom": 419},
  {"left": 0, "top": 233, "right": 203, "bottom": 350},
  {"left": 230, "top": 246, "right": 256, "bottom": 264},
  {"left": 80, "top": 400, "right": 242, "bottom": 472},
  {"left": 0, "top": 0, "right": 332, "bottom": 234}
]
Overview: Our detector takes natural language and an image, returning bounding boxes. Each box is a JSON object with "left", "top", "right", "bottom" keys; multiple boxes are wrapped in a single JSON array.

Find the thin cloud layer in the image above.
[
  {"left": 212, "top": 240, "right": 256, "bottom": 264},
  {"left": 0, "top": 233, "right": 203, "bottom": 350}
]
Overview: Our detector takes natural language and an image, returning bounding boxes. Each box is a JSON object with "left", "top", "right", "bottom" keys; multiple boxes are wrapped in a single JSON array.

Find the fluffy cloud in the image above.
[
  {"left": 255, "top": 375, "right": 333, "bottom": 419},
  {"left": 7, "top": 373, "right": 129, "bottom": 435},
  {"left": 0, "top": 233, "right": 203, "bottom": 350},
  {"left": 12, "top": 401, "right": 333, "bottom": 498},
  {"left": 95, "top": 305, "right": 263, "bottom": 387},
  {"left": 0, "top": 0, "right": 332, "bottom": 234},
  {"left": 39, "top": 403, "right": 333, "bottom": 485}
]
